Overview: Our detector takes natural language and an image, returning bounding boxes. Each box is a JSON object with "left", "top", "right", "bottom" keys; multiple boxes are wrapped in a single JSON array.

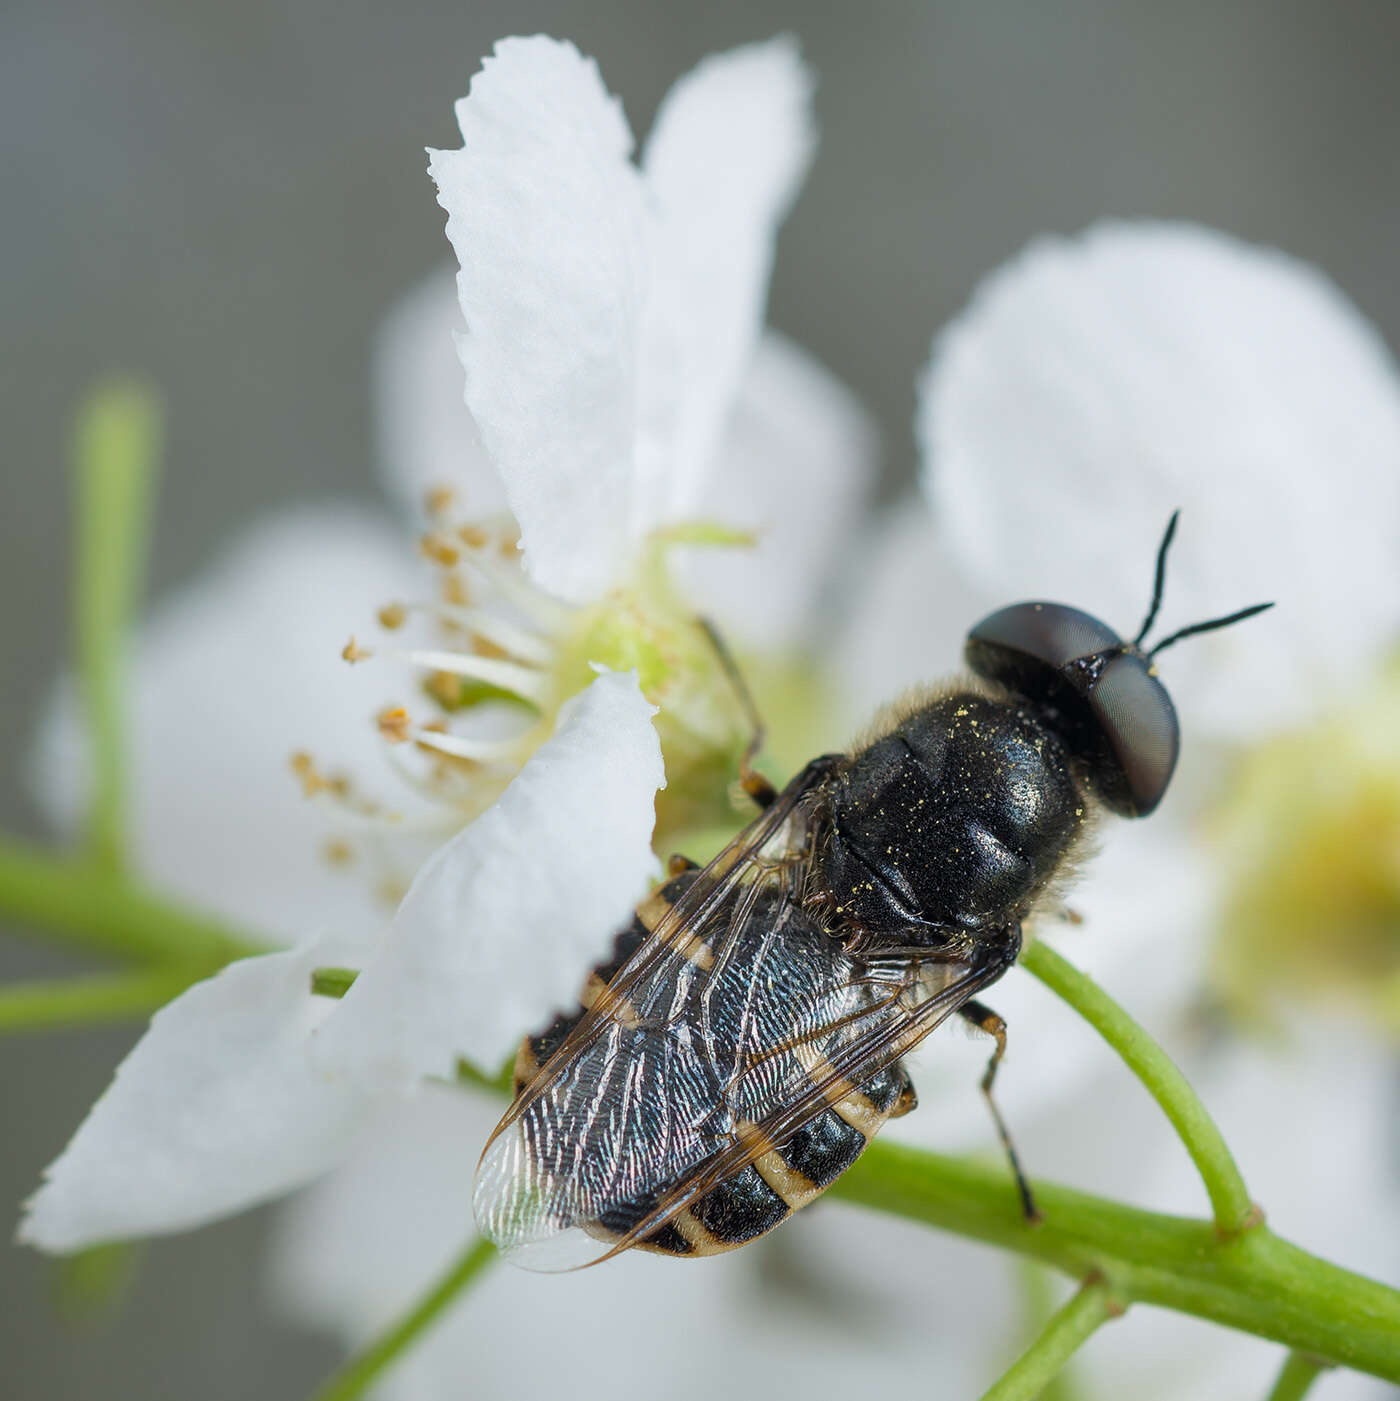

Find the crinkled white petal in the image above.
[
  {"left": 19, "top": 941, "right": 377, "bottom": 1252},
  {"left": 922, "top": 221, "right": 1400, "bottom": 738},
  {"left": 30, "top": 507, "right": 430, "bottom": 944},
  {"left": 677, "top": 329, "right": 877, "bottom": 650},
  {"left": 430, "top": 37, "right": 647, "bottom": 605},
  {"left": 373, "top": 268, "right": 506, "bottom": 524},
  {"left": 636, "top": 36, "right": 816, "bottom": 529},
  {"left": 315, "top": 671, "right": 663, "bottom": 1085},
  {"left": 269, "top": 1090, "right": 994, "bottom": 1401}
]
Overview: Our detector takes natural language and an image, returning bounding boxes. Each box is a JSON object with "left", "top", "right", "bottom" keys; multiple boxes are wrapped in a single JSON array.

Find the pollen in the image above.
[
  {"left": 457, "top": 523, "right": 490, "bottom": 549},
  {"left": 289, "top": 750, "right": 326, "bottom": 797},
  {"left": 420, "top": 532, "right": 461, "bottom": 569},
  {"left": 377, "top": 602, "right": 408, "bottom": 630},
  {"left": 424, "top": 485, "right": 455, "bottom": 519},
  {"left": 377, "top": 707, "right": 413, "bottom": 743},
  {"left": 342, "top": 636, "right": 371, "bottom": 664},
  {"left": 323, "top": 839, "right": 355, "bottom": 867}
]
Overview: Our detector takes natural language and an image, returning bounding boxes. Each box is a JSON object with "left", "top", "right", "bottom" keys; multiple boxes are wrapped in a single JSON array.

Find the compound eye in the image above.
[
  {"left": 966, "top": 602, "right": 1121, "bottom": 680},
  {"left": 1091, "top": 654, "right": 1179, "bottom": 816}
]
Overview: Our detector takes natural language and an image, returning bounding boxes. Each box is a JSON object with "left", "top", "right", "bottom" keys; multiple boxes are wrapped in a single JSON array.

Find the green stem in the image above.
[
  {"left": 308, "top": 1238, "right": 496, "bottom": 1401},
  {"left": 72, "top": 381, "right": 163, "bottom": 875},
  {"left": 830, "top": 1141, "right": 1400, "bottom": 1382},
  {"left": 1021, "top": 939, "right": 1256, "bottom": 1235},
  {"left": 0, "top": 968, "right": 196, "bottom": 1035},
  {"left": 0, "top": 838, "right": 265, "bottom": 968},
  {"left": 1265, "top": 1352, "right": 1328, "bottom": 1401},
  {"left": 979, "top": 1277, "right": 1120, "bottom": 1401}
]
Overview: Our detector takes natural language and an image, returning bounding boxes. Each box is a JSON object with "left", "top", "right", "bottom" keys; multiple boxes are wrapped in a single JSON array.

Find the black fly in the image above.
[{"left": 474, "top": 514, "right": 1272, "bottom": 1268}]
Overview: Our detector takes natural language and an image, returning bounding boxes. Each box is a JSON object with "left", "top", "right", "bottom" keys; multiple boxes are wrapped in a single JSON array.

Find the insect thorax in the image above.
[{"left": 816, "top": 688, "right": 1091, "bottom": 941}]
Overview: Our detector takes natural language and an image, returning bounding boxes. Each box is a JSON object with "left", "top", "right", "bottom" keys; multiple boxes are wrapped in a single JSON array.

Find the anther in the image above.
[
  {"left": 392, "top": 646, "right": 552, "bottom": 708},
  {"left": 377, "top": 603, "right": 408, "bottom": 630},
  {"left": 424, "top": 485, "right": 455, "bottom": 519},
  {"left": 342, "top": 637, "right": 371, "bottom": 664},
  {"left": 377, "top": 707, "right": 413, "bottom": 743},
  {"left": 420, "top": 533, "right": 461, "bottom": 569}
]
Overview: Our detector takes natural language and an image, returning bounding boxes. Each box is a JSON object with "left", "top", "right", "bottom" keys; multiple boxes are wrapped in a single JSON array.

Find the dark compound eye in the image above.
[{"left": 965, "top": 601, "right": 1179, "bottom": 818}]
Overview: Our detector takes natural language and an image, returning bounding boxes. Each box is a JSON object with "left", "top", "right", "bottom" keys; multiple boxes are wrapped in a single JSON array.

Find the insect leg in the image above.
[
  {"left": 696, "top": 615, "right": 777, "bottom": 810},
  {"left": 958, "top": 999, "right": 1042, "bottom": 1225}
]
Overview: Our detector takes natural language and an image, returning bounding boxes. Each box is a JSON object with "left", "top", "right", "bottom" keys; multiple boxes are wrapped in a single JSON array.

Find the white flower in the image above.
[
  {"left": 827, "top": 220, "right": 1400, "bottom": 1398},
  {"left": 20, "top": 34, "right": 876, "bottom": 1253}
]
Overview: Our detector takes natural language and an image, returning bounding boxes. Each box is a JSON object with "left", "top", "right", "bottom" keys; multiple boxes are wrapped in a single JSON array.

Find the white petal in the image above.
[
  {"left": 30, "top": 507, "right": 431, "bottom": 944},
  {"left": 636, "top": 37, "right": 816, "bottom": 528},
  {"left": 373, "top": 268, "right": 507, "bottom": 524},
  {"left": 18, "top": 942, "right": 376, "bottom": 1252},
  {"left": 430, "top": 37, "right": 647, "bottom": 604},
  {"left": 922, "top": 221, "right": 1400, "bottom": 738},
  {"left": 678, "top": 329, "right": 878, "bottom": 650},
  {"left": 315, "top": 671, "right": 664, "bottom": 1085},
  {"left": 270, "top": 1090, "right": 942, "bottom": 1401},
  {"left": 828, "top": 494, "right": 994, "bottom": 728}
]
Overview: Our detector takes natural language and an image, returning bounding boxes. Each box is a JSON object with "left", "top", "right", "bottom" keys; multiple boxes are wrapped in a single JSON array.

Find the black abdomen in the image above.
[{"left": 511, "top": 873, "right": 917, "bottom": 1258}]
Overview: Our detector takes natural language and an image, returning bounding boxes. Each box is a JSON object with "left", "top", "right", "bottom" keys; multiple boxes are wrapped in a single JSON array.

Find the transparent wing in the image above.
[{"left": 472, "top": 758, "right": 1002, "bottom": 1269}]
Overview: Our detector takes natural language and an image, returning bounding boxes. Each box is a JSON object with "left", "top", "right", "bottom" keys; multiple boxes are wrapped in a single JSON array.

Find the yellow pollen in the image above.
[
  {"left": 289, "top": 751, "right": 326, "bottom": 797},
  {"left": 376, "top": 876, "right": 409, "bottom": 908},
  {"left": 342, "top": 636, "right": 371, "bottom": 664},
  {"left": 424, "top": 486, "right": 455, "bottom": 519},
  {"left": 377, "top": 602, "right": 407, "bottom": 630},
  {"left": 377, "top": 707, "right": 413, "bottom": 743},
  {"left": 442, "top": 574, "right": 470, "bottom": 607},
  {"left": 457, "top": 523, "right": 489, "bottom": 549},
  {"left": 472, "top": 635, "right": 509, "bottom": 661},
  {"left": 426, "top": 671, "right": 462, "bottom": 708},
  {"left": 323, "top": 839, "right": 355, "bottom": 866},
  {"left": 420, "top": 533, "right": 461, "bottom": 568}
]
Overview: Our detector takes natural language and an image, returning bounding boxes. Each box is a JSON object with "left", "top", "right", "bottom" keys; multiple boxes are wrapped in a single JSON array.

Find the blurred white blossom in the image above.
[{"left": 833, "top": 219, "right": 1400, "bottom": 1399}]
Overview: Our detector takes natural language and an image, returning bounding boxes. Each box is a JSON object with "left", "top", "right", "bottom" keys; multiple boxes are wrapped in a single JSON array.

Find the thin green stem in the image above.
[
  {"left": 0, "top": 968, "right": 195, "bottom": 1035},
  {"left": 1021, "top": 939, "right": 1256, "bottom": 1235},
  {"left": 0, "top": 838, "right": 266, "bottom": 968},
  {"left": 308, "top": 1238, "right": 496, "bottom": 1401},
  {"left": 1265, "top": 1352, "right": 1329, "bottom": 1401},
  {"left": 979, "top": 1276, "right": 1120, "bottom": 1401},
  {"left": 1014, "top": 1264, "right": 1085, "bottom": 1401},
  {"left": 830, "top": 1142, "right": 1400, "bottom": 1382},
  {"left": 71, "top": 381, "right": 163, "bottom": 874}
]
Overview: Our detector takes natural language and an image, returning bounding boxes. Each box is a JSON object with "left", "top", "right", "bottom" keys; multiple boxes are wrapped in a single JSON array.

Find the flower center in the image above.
[{"left": 293, "top": 490, "right": 758, "bottom": 907}]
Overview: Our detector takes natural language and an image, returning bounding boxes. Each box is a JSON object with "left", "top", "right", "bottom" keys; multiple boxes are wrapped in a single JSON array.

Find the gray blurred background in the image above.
[{"left": 2, "top": 2, "right": 1398, "bottom": 1397}]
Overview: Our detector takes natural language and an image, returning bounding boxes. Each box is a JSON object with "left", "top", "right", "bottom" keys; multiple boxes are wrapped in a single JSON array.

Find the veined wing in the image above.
[{"left": 472, "top": 758, "right": 1002, "bottom": 1268}]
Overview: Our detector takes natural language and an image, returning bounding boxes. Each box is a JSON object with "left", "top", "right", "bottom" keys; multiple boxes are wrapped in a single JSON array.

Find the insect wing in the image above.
[{"left": 472, "top": 758, "right": 1002, "bottom": 1268}]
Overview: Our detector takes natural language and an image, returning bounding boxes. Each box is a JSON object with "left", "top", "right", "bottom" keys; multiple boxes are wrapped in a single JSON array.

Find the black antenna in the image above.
[
  {"left": 1133, "top": 509, "right": 1180, "bottom": 646},
  {"left": 1148, "top": 601, "right": 1275, "bottom": 657}
]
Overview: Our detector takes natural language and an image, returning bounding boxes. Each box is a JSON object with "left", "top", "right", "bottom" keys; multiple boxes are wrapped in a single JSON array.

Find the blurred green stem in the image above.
[
  {"left": 0, "top": 967, "right": 195, "bottom": 1035},
  {"left": 0, "top": 838, "right": 265, "bottom": 969},
  {"left": 308, "top": 1238, "right": 496, "bottom": 1401},
  {"left": 978, "top": 1276, "right": 1120, "bottom": 1401},
  {"left": 832, "top": 1143, "right": 1400, "bottom": 1382},
  {"left": 1021, "top": 939, "right": 1257, "bottom": 1235},
  {"left": 1265, "top": 1353, "right": 1328, "bottom": 1401},
  {"left": 72, "top": 381, "right": 162, "bottom": 875}
]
